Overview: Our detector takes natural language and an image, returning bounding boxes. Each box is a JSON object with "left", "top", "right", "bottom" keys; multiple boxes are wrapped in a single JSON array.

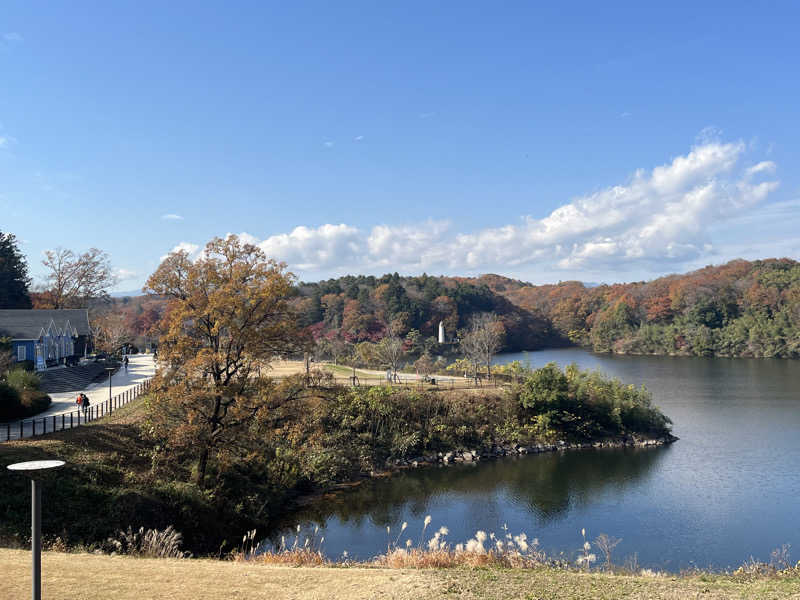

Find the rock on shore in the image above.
[{"left": 385, "top": 434, "right": 678, "bottom": 469}]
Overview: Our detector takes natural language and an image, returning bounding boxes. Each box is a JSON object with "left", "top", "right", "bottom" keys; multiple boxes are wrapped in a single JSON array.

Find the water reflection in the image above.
[{"left": 271, "top": 445, "right": 668, "bottom": 551}]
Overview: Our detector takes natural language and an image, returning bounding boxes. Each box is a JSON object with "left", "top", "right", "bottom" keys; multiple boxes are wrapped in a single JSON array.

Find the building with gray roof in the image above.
[{"left": 0, "top": 309, "right": 91, "bottom": 369}]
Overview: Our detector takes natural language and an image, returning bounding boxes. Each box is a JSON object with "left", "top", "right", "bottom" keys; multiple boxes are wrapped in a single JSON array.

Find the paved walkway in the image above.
[{"left": 1, "top": 354, "right": 155, "bottom": 441}]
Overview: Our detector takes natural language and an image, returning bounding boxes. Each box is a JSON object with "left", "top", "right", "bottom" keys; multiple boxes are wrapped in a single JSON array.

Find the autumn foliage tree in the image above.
[
  {"left": 93, "top": 311, "right": 134, "bottom": 355},
  {"left": 38, "top": 247, "right": 115, "bottom": 308},
  {"left": 374, "top": 335, "right": 405, "bottom": 376},
  {"left": 144, "top": 236, "right": 310, "bottom": 488},
  {"left": 459, "top": 312, "right": 505, "bottom": 378}
]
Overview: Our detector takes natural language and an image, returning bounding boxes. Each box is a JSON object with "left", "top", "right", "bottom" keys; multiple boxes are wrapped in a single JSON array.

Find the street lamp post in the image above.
[
  {"left": 7, "top": 460, "right": 65, "bottom": 600},
  {"left": 106, "top": 367, "right": 115, "bottom": 414}
]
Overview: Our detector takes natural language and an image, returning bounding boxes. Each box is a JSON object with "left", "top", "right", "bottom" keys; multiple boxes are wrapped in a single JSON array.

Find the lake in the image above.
[{"left": 271, "top": 348, "right": 800, "bottom": 570}]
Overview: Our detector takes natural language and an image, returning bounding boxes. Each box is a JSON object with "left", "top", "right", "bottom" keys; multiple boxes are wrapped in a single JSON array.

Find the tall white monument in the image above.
[{"left": 438, "top": 321, "right": 445, "bottom": 344}]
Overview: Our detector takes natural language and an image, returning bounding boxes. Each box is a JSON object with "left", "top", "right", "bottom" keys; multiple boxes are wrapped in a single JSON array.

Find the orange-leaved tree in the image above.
[{"left": 144, "top": 235, "right": 310, "bottom": 488}]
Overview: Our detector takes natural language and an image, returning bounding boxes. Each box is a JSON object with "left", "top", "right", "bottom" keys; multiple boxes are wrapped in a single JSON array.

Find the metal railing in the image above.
[{"left": 0, "top": 378, "right": 152, "bottom": 443}]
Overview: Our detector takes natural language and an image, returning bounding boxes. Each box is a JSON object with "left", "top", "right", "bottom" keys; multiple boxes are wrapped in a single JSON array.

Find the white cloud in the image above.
[
  {"left": 3, "top": 32, "right": 22, "bottom": 42},
  {"left": 226, "top": 231, "right": 260, "bottom": 246},
  {"left": 258, "top": 224, "right": 362, "bottom": 270},
  {"left": 354, "top": 135, "right": 364, "bottom": 141},
  {"left": 161, "top": 213, "right": 184, "bottom": 221},
  {"left": 160, "top": 242, "right": 200, "bottom": 263},
  {"left": 324, "top": 141, "right": 334, "bottom": 148},
  {"left": 163, "top": 138, "right": 780, "bottom": 278},
  {"left": 114, "top": 268, "right": 137, "bottom": 282}
]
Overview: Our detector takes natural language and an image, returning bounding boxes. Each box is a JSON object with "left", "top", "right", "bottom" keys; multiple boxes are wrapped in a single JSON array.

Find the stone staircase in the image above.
[{"left": 38, "top": 363, "right": 117, "bottom": 394}]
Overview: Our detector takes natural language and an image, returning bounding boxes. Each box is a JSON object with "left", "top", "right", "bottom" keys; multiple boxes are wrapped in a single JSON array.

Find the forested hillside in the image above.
[
  {"left": 506, "top": 258, "right": 800, "bottom": 358},
  {"left": 294, "top": 259, "right": 800, "bottom": 359},
  {"left": 293, "top": 273, "right": 557, "bottom": 353}
]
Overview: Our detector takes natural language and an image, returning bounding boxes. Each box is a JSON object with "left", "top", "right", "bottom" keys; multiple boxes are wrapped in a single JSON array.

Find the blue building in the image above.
[{"left": 0, "top": 309, "right": 91, "bottom": 370}]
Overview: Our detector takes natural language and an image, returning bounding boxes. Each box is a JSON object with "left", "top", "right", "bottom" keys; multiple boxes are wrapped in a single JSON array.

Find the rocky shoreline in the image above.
[{"left": 385, "top": 434, "right": 679, "bottom": 470}]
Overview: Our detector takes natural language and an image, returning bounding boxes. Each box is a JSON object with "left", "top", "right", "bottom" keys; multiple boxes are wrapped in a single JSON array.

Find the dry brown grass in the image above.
[
  {"left": 4, "top": 548, "right": 800, "bottom": 600},
  {"left": 246, "top": 548, "right": 329, "bottom": 567},
  {"left": 379, "top": 548, "right": 502, "bottom": 569},
  {"left": 266, "top": 360, "right": 309, "bottom": 377}
]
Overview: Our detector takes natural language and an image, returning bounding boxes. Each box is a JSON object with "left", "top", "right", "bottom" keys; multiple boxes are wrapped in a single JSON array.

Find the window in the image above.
[{"left": 17, "top": 345, "right": 26, "bottom": 361}]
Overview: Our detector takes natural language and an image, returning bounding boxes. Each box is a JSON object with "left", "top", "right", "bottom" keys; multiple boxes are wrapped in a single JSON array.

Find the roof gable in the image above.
[{"left": 0, "top": 309, "right": 91, "bottom": 340}]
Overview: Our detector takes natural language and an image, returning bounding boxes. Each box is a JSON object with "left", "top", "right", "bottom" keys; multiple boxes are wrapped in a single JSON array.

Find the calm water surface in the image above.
[{"left": 272, "top": 349, "right": 800, "bottom": 570}]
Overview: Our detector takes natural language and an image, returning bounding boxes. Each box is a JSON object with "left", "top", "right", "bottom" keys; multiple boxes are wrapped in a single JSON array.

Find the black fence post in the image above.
[
  {"left": 61, "top": 414, "right": 65, "bottom": 431},
  {"left": 52, "top": 415, "right": 56, "bottom": 432},
  {"left": 32, "top": 419, "right": 36, "bottom": 436},
  {"left": 6, "top": 422, "right": 9, "bottom": 441},
  {"left": 19, "top": 420, "right": 23, "bottom": 439}
]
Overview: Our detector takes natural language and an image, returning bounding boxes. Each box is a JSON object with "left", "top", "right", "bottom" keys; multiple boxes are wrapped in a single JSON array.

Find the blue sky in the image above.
[{"left": 1, "top": 1, "right": 798, "bottom": 290}]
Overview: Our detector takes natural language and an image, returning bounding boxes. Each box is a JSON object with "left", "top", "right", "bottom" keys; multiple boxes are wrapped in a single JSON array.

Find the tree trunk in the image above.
[{"left": 195, "top": 446, "right": 209, "bottom": 488}]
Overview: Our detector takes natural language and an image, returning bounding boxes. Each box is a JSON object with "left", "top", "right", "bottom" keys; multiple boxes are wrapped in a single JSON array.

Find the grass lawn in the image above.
[
  {"left": 3, "top": 549, "right": 800, "bottom": 599},
  {"left": 322, "top": 363, "right": 376, "bottom": 378}
]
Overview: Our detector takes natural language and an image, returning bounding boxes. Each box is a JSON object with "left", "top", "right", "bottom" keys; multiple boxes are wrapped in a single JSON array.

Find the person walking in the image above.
[
  {"left": 80, "top": 393, "right": 90, "bottom": 420},
  {"left": 123, "top": 355, "right": 129, "bottom": 371}
]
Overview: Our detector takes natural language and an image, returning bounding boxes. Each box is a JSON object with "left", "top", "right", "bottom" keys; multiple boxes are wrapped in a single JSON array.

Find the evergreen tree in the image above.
[{"left": 0, "top": 231, "right": 32, "bottom": 309}]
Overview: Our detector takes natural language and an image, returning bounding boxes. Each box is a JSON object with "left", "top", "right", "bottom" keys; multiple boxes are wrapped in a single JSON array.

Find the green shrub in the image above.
[
  {"left": 20, "top": 390, "right": 51, "bottom": 416},
  {"left": 0, "top": 383, "right": 50, "bottom": 421},
  {"left": 6, "top": 369, "right": 40, "bottom": 391},
  {"left": 514, "top": 362, "right": 672, "bottom": 441}
]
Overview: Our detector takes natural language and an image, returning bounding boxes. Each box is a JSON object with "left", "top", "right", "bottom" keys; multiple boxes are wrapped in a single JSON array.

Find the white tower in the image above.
[{"left": 438, "top": 321, "right": 445, "bottom": 344}]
